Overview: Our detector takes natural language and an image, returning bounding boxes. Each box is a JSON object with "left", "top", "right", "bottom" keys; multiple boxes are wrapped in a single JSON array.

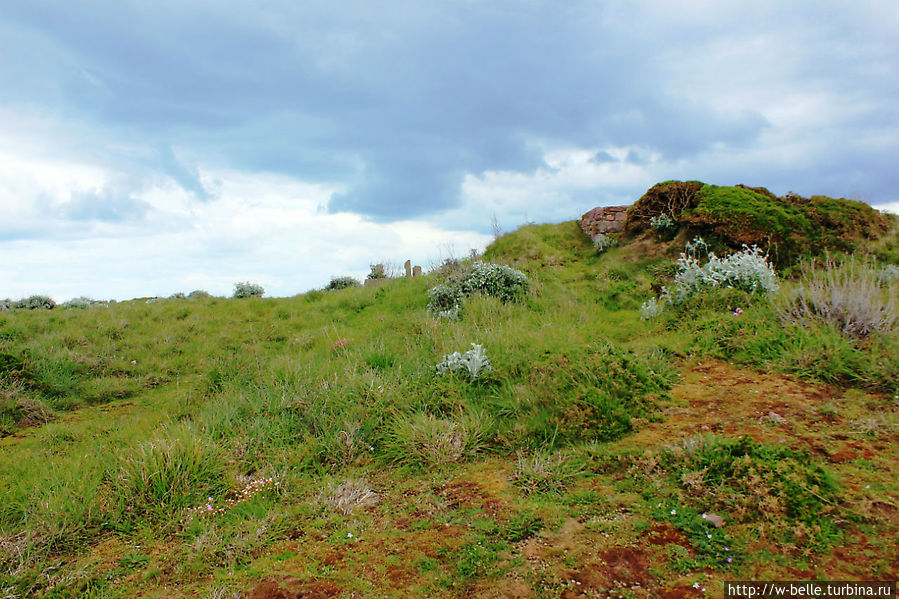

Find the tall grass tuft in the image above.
[
  {"left": 110, "top": 427, "right": 229, "bottom": 522},
  {"left": 385, "top": 411, "right": 493, "bottom": 466},
  {"left": 778, "top": 256, "right": 897, "bottom": 339}
]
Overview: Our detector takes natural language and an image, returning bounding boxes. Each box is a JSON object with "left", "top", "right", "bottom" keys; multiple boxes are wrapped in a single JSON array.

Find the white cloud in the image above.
[{"left": 0, "top": 162, "right": 491, "bottom": 301}]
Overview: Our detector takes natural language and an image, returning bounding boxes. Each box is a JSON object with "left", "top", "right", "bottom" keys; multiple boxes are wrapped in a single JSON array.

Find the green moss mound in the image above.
[{"left": 626, "top": 181, "right": 892, "bottom": 266}]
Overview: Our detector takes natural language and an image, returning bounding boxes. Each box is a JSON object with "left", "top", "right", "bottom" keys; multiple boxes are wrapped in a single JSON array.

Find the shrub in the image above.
[
  {"left": 459, "top": 261, "right": 528, "bottom": 303},
  {"left": 325, "top": 276, "right": 360, "bottom": 291},
  {"left": 187, "top": 290, "right": 212, "bottom": 299},
  {"left": 640, "top": 435, "right": 840, "bottom": 546},
  {"left": 592, "top": 233, "right": 618, "bottom": 254},
  {"left": 367, "top": 264, "right": 387, "bottom": 279},
  {"left": 168, "top": 292, "right": 187, "bottom": 300},
  {"left": 639, "top": 296, "right": 665, "bottom": 320},
  {"left": 60, "top": 296, "right": 95, "bottom": 309},
  {"left": 426, "top": 284, "right": 463, "bottom": 320},
  {"left": 436, "top": 343, "right": 493, "bottom": 381},
  {"left": 641, "top": 241, "right": 778, "bottom": 318},
  {"left": 427, "top": 261, "right": 528, "bottom": 320},
  {"left": 232, "top": 281, "right": 264, "bottom": 298},
  {"left": 777, "top": 256, "right": 897, "bottom": 339},
  {"left": 12, "top": 295, "right": 56, "bottom": 310}
]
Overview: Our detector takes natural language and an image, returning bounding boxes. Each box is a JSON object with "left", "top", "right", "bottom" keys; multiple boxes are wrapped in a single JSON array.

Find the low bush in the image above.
[
  {"left": 427, "top": 261, "right": 528, "bottom": 320},
  {"left": 650, "top": 213, "right": 676, "bottom": 233},
  {"left": 426, "top": 284, "right": 463, "bottom": 320},
  {"left": 778, "top": 256, "right": 897, "bottom": 339},
  {"left": 60, "top": 297, "right": 96, "bottom": 309},
  {"left": 641, "top": 241, "right": 778, "bottom": 318},
  {"left": 232, "top": 281, "right": 264, "bottom": 298},
  {"left": 636, "top": 434, "right": 841, "bottom": 549},
  {"left": 325, "top": 276, "right": 360, "bottom": 291},
  {"left": 4, "top": 295, "right": 57, "bottom": 310},
  {"left": 367, "top": 264, "right": 387, "bottom": 280},
  {"left": 459, "top": 261, "right": 528, "bottom": 303}
]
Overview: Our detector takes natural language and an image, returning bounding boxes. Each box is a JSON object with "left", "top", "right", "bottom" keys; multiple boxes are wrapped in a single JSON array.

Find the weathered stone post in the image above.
[
  {"left": 404, "top": 260, "right": 412, "bottom": 278},
  {"left": 412, "top": 265, "right": 422, "bottom": 277}
]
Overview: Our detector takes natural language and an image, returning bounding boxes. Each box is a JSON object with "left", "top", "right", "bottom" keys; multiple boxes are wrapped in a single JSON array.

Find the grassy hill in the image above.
[{"left": 1, "top": 206, "right": 898, "bottom": 598}]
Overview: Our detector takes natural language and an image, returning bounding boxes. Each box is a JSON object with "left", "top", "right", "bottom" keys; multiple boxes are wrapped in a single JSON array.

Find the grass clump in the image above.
[
  {"left": 385, "top": 411, "right": 492, "bottom": 467},
  {"left": 510, "top": 451, "right": 583, "bottom": 495},
  {"left": 778, "top": 256, "right": 897, "bottom": 339},
  {"left": 323, "top": 479, "right": 378, "bottom": 515},
  {"left": 110, "top": 427, "right": 229, "bottom": 523}
]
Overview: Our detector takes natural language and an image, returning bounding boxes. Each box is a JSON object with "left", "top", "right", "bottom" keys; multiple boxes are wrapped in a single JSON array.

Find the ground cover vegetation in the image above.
[{"left": 1, "top": 183, "right": 897, "bottom": 597}]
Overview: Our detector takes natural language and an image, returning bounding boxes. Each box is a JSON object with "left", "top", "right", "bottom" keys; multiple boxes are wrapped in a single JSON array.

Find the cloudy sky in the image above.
[{"left": 1, "top": 1, "right": 897, "bottom": 301}]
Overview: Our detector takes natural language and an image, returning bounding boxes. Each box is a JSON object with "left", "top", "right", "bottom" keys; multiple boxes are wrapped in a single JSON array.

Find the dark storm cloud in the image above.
[{"left": 0, "top": 1, "right": 896, "bottom": 220}]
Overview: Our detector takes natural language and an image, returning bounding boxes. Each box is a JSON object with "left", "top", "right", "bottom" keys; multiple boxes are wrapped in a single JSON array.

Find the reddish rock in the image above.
[{"left": 580, "top": 205, "right": 629, "bottom": 236}]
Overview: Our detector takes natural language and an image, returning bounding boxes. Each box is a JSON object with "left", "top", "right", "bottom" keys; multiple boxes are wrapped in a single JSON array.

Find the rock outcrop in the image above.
[{"left": 579, "top": 206, "right": 628, "bottom": 237}]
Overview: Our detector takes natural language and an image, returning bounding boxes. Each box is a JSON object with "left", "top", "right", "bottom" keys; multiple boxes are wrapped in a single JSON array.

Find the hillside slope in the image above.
[{"left": 1, "top": 216, "right": 897, "bottom": 598}]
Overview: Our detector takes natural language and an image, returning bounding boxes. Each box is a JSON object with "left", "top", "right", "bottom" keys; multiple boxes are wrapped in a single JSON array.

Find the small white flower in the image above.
[
  {"left": 670, "top": 509, "right": 676, "bottom": 515},
  {"left": 347, "top": 532, "right": 353, "bottom": 538}
]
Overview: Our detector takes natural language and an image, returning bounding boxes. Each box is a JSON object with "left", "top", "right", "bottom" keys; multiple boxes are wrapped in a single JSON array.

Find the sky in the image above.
[{"left": 1, "top": 1, "right": 897, "bottom": 301}]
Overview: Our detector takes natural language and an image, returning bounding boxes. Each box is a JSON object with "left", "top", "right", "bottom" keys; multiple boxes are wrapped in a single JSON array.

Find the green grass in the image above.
[{"left": 1, "top": 213, "right": 897, "bottom": 597}]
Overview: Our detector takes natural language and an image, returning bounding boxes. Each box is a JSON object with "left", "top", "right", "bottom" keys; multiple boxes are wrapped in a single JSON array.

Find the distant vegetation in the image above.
[{"left": 1, "top": 182, "right": 897, "bottom": 597}]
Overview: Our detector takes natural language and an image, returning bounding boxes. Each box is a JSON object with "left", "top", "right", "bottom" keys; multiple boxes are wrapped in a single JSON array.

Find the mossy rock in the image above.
[{"left": 625, "top": 181, "right": 891, "bottom": 267}]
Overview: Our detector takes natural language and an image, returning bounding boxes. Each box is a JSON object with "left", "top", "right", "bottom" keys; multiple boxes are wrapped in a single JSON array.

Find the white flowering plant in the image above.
[
  {"left": 641, "top": 239, "right": 778, "bottom": 319},
  {"left": 436, "top": 343, "right": 493, "bottom": 381},
  {"left": 650, "top": 213, "right": 676, "bottom": 232},
  {"left": 459, "top": 261, "right": 528, "bottom": 303},
  {"left": 427, "top": 284, "right": 463, "bottom": 320},
  {"left": 233, "top": 281, "right": 265, "bottom": 298},
  {"left": 592, "top": 233, "right": 619, "bottom": 254},
  {"left": 427, "top": 261, "right": 528, "bottom": 320}
]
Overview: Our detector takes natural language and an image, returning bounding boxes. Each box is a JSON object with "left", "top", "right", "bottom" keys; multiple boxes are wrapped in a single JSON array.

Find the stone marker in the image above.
[
  {"left": 404, "top": 259, "right": 412, "bottom": 278},
  {"left": 413, "top": 265, "right": 422, "bottom": 277}
]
